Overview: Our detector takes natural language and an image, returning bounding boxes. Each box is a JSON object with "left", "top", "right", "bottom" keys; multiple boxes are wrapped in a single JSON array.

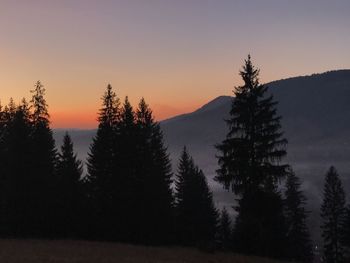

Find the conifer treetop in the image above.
[
  {"left": 98, "top": 84, "right": 120, "bottom": 127},
  {"left": 136, "top": 98, "right": 154, "bottom": 126},
  {"left": 120, "top": 96, "right": 135, "bottom": 125},
  {"left": 31, "top": 80, "right": 50, "bottom": 125},
  {"left": 238, "top": 54, "right": 260, "bottom": 92}
]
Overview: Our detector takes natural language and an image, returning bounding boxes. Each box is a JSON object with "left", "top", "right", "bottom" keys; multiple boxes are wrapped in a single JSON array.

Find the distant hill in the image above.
[
  {"left": 162, "top": 70, "right": 350, "bottom": 160},
  {"left": 161, "top": 70, "right": 350, "bottom": 177}
]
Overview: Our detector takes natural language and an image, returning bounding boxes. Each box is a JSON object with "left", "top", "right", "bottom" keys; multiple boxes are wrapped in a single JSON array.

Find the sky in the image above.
[{"left": 0, "top": 0, "right": 349, "bottom": 128}]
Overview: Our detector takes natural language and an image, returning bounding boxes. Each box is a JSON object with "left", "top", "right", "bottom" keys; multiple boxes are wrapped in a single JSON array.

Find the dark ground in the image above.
[{"left": 0, "top": 239, "right": 285, "bottom": 263}]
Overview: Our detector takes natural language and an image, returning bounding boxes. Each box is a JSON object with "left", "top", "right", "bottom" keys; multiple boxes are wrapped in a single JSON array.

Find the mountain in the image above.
[
  {"left": 161, "top": 95, "right": 231, "bottom": 170},
  {"left": 162, "top": 69, "right": 350, "bottom": 158},
  {"left": 161, "top": 70, "right": 350, "bottom": 179}
]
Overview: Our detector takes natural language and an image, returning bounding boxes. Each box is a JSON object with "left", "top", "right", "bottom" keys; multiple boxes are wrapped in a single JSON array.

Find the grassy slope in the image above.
[{"left": 0, "top": 239, "right": 285, "bottom": 263}]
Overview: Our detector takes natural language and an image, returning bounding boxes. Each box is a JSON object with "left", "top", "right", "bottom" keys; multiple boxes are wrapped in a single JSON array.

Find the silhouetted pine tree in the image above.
[
  {"left": 0, "top": 101, "right": 4, "bottom": 141},
  {"left": 321, "top": 166, "right": 347, "bottom": 263},
  {"left": 0, "top": 99, "right": 33, "bottom": 235},
  {"left": 1, "top": 98, "right": 17, "bottom": 130},
  {"left": 284, "top": 170, "right": 313, "bottom": 262},
  {"left": 56, "top": 132, "right": 83, "bottom": 236},
  {"left": 0, "top": 101, "right": 5, "bottom": 190},
  {"left": 175, "top": 147, "right": 218, "bottom": 247},
  {"left": 217, "top": 207, "right": 232, "bottom": 250},
  {"left": 29, "top": 81, "right": 57, "bottom": 235},
  {"left": 215, "top": 55, "right": 289, "bottom": 258},
  {"left": 0, "top": 99, "right": 16, "bottom": 221},
  {"left": 86, "top": 84, "right": 120, "bottom": 239},
  {"left": 0, "top": 102, "right": 3, "bottom": 217},
  {"left": 113, "top": 96, "right": 139, "bottom": 241},
  {"left": 343, "top": 206, "right": 350, "bottom": 252},
  {"left": 134, "top": 98, "right": 174, "bottom": 244}
]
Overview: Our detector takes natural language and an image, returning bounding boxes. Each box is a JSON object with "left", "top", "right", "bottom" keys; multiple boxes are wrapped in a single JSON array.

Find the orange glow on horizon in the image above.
[
  {"left": 50, "top": 102, "right": 203, "bottom": 129},
  {"left": 51, "top": 111, "right": 98, "bottom": 129},
  {"left": 1, "top": 1, "right": 349, "bottom": 130},
  {"left": 151, "top": 103, "right": 202, "bottom": 122}
]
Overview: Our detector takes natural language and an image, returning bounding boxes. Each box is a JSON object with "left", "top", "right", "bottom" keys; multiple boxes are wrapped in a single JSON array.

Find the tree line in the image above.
[
  {"left": 0, "top": 56, "right": 349, "bottom": 262},
  {"left": 0, "top": 82, "right": 217, "bottom": 247}
]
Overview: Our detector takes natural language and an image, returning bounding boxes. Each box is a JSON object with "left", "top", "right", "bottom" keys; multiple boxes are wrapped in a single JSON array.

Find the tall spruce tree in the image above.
[
  {"left": 284, "top": 170, "right": 313, "bottom": 262},
  {"left": 175, "top": 147, "right": 218, "bottom": 247},
  {"left": 114, "top": 96, "right": 139, "bottom": 242},
  {"left": 217, "top": 207, "right": 232, "bottom": 250},
  {"left": 321, "top": 166, "right": 347, "bottom": 263},
  {"left": 215, "top": 55, "right": 289, "bottom": 258},
  {"left": 29, "top": 80, "right": 57, "bottom": 235},
  {"left": 134, "top": 98, "right": 174, "bottom": 244},
  {"left": 86, "top": 84, "right": 120, "bottom": 239},
  {"left": 0, "top": 102, "right": 3, "bottom": 218},
  {"left": 0, "top": 99, "right": 16, "bottom": 216},
  {"left": 0, "top": 101, "right": 4, "bottom": 141},
  {"left": 343, "top": 206, "right": 350, "bottom": 252},
  {"left": 0, "top": 99, "right": 33, "bottom": 235},
  {"left": 0, "top": 101, "right": 5, "bottom": 192},
  {"left": 56, "top": 132, "right": 83, "bottom": 236}
]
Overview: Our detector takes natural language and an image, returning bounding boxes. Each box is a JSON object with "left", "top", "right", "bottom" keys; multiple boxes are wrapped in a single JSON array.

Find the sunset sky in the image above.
[{"left": 1, "top": 0, "right": 349, "bottom": 128}]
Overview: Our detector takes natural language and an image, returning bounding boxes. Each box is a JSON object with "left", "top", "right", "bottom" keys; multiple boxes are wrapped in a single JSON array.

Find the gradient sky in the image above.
[{"left": 1, "top": 0, "right": 349, "bottom": 128}]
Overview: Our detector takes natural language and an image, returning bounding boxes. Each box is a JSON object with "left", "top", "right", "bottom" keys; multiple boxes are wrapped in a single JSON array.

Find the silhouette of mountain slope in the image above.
[{"left": 161, "top": 70, "right": 350, "bottom": 165}]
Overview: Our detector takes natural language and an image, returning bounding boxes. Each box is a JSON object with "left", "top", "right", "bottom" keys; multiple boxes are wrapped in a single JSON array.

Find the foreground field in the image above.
[{"left": 0, "top": 239, "right": 284, "bottom": 263}]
